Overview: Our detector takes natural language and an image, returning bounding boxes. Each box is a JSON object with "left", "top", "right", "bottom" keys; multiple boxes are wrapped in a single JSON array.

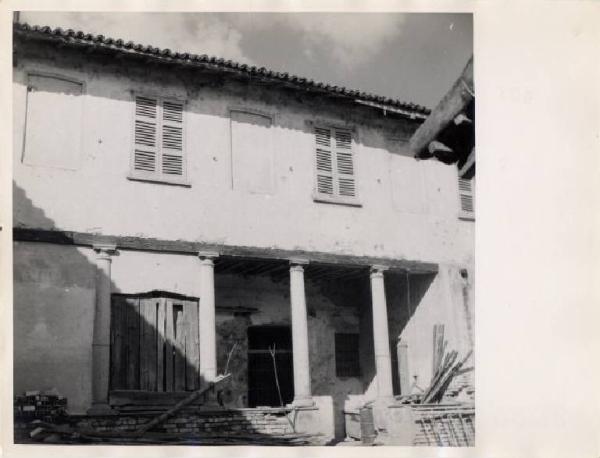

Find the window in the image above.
[
  {"left": 130, "top": 95, "right": 187, "bottom": 185},
  {"left": 335, "top": 333, "right": 361, "bottom": 377},
  {"left": 23, "top": 74, "right": 83, "bottom": 170},
  {"left": 458, "top": 176, "right": 475, "bottom": 219},
  {"left": 230, "top": 110, "right": 274, "bottom": 194},
  {"left": 313, "top": 126, "right": 359, "bottom": 205}
]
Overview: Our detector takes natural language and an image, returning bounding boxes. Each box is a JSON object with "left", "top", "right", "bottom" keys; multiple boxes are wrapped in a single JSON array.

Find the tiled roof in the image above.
[{"left": 14, "top": 22, "right": 431, "bottom": 119}]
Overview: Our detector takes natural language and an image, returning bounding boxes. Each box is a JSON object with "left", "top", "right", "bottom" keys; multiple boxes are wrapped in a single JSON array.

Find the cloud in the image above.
[
  {"left": 20, "top": 12, "right": 253, "bottom": 64},
  {"left": 281, "top": 14, "right": 406, "bottom": 69},
  {"left": 19, "top": 12, "right": 406, "bottom": 70}
]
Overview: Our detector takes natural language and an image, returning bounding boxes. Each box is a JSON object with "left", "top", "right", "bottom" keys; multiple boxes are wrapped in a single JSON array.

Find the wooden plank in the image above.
[
  {"left": 110, "top": 296, "right": 127, "bottom": 390},
  {"left": 12, "top": 228, "right": 439, "bottom": 273},
  {"left": 165, "top": 300, "right": 175, "bottom": 392},
  {"left": 173, "top": 305, "right": 186, "bottom": 391},
  {"left": 184, "top": 300, "right": 200, "bottom": 390},
  {"left": 125, "top": 297, "right": 140, "bottom": 390},
  {"left": 139, "top": 298, "right": 158, "bottom": 391},
  {"left": 148, "top": 299, "right": 159, "bottom": 391},
  {"left": 156, "top": 298, "right": 166, "bottom": 392}
]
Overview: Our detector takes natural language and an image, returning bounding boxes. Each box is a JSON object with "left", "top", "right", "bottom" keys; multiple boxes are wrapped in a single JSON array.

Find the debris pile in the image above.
[{"left": 14, "top": 390, "right": 68, "bottom": 423}]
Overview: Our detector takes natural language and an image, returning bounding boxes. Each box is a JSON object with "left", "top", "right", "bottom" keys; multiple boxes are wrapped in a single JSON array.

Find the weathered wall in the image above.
[
  {"left": 389, "top": 266, "right": 473, "bottom": 391},
  {"left": 13, "top": 241, "right": 370, "bottom": 436},
  {"left": 212, "top": 273, "right": 366, "bottom": 438},
  {"left": 13, "top": 42, "right": 473, "bottom": 267},
  {"left": 13, "top": 242, "right": 97, "bottom": 414}
]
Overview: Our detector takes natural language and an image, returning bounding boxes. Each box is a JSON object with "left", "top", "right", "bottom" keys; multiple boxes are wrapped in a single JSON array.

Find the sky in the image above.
[{"left": 19, "top": 12, "right": 473, "bottom": 109}]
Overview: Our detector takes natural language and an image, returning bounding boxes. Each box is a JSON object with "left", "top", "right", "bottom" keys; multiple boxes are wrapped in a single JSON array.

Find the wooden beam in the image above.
[
  {"left": 459, "top": 147, "right": 476, "bottom": 178},
  {"left": 13, "top": 227, "right": 439, "bottom": 273},
  {"left": 410, "top": 56, "right": 474, "bottom": 157}
]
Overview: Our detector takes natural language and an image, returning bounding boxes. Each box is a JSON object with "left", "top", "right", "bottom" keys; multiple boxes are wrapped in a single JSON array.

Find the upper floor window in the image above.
[
  {"left": 230, "top": 109, "right": 274, "bottom": 195},
  {"left": 23, "top": 74, "right": 83, "bottom": 170},
  {"left": 313, "top": 126, "right": 360, "bottom": 206},
  {"left": 458, "top": 176, "right": 475, "bottom": 219},
  {"left": 130, "top": 95, "right": 187, "bottom": 185}
]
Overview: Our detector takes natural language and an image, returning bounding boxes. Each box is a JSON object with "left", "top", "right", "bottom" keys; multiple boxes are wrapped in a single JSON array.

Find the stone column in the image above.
[
  {"left": 289, "top": 258, "right": 313, "bottom": 407},
  {"left": 370, "top": 265, "right": 394, "bottom": 402},
  {"left": 198, "top": 251, "right": 219, "bottom": 383},
  {"left": 397, "top": 338, "right": 411, "bottom": 396},
  {"left": 88, "top": 244, "right": 117, "bottom": 415}
]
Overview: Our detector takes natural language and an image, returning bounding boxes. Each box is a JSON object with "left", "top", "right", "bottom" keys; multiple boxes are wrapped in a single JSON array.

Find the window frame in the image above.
[
  {"left": 127, "top": 91, "right": 190, "bottom": 187},
  {"left": 310, "top": 121, "right": 362, "bottom": 207},
  {"left": 228, "top": 106, "right": 276, "bottom": 194},
  {"left": 22, "top": 71, "right": 86, "bottom": 170}
]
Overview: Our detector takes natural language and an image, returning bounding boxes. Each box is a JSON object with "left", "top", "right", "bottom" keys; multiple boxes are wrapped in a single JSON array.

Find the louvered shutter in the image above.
[
  {"left": 458, "top": 177, "right": 474, "bottom": 214},
  {"left": 160, "top": 100, "right": 184, "bottom": 176},
  {"left": 134, "top": 96, "right": 158, "bottom": 173},
  {"left": 334, "top": 129, "right": 355, "bottom": 197},
  {"left": 315, "top": 127, "right": 334, "bottom": 195}
]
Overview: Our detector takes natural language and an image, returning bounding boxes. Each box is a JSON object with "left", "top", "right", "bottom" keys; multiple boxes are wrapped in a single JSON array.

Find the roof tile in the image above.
[{"left": 13, "top": 22, "right": 431, "bottom": 117}]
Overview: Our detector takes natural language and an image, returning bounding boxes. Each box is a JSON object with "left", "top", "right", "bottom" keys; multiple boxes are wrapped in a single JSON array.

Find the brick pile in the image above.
[
  {"left": 75, "top": 408, "right": 294, "bottom": 436},
  {"left": 14, "top": 390, "right": 68, "bottom": 422}
]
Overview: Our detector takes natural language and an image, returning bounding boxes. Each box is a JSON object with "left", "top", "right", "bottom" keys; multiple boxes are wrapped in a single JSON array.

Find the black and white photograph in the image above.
[
  {"left": 2, "top": 4, "right": 598, "bottom": 457},
  {"left": 9, "top": 11, "right": 474, "bottom": 446}
]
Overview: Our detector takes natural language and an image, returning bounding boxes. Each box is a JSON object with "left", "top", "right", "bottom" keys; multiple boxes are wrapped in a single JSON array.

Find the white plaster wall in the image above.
[
  {"left": 396, "top": 266, "right": 472, "bottom": 390},
  {"left": 13, "top": 49, "right": 473, "bottom": 266}
]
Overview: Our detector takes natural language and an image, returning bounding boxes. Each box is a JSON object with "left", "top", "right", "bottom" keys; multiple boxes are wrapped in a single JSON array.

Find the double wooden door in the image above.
[{"left": 110, "top": 294, "right": 200, "bottom": 392}]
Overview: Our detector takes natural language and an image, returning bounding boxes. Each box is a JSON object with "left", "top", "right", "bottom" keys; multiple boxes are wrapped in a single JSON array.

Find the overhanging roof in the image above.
[{"left": 13, "top": 22, "right": 431, "bottom": 121}]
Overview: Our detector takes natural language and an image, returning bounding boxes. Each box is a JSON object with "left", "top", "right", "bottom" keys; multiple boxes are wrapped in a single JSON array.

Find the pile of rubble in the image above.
[{"left": 14, "top": 389, "right": 68, "bottom": 423}]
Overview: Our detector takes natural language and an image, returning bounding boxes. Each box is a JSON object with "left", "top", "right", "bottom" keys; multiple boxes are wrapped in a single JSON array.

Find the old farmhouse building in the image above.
[{"left": 12, "top": 23, "right": 474, "bottom": 445}]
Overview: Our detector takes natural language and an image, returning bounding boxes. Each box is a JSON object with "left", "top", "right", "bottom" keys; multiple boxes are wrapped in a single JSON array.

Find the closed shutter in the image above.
[
  {"left": 458, "top": 177, "right": 474, "bottom": 215},
  {"left": 161, "top": 100, "right": 184, "bottom": 176},
  {"left": 315, "top": 127, "right": 334, "bottom": 195},
  {"left": 335, "top": 129, "right": 355, "bottom": 197},
  {"left": 134, "top": 96, "right": 158, "bottom": 173},
  {"left": 315, "top": 126, "right": 356, "bottom": 199},
  {"left": 132, "top": 95, "right": 185, "bottom": 180}
]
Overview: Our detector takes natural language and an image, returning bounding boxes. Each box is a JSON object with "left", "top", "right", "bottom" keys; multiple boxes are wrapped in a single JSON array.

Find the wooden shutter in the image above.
[
  {"left": 161, "top": 100, "right": 184, "bottom": 176},
  {"left": 134, "top": 96, "right": 158, "bottom": 173},
  {"left": 315, "top": 127, "right": 334, "bottom": 195},
  {"left": 458, "top": 177, "right": 474, "bottom": 214},
  {"left": 334, "top": 129, "right": 356, "bottom": 197},
  {"left": 315, "top": 126, "right": 356, "bottom": 199}
]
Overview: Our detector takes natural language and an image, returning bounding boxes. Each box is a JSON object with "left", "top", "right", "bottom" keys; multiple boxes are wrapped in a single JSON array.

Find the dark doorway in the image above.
[{"left": 247, "top": 326, "right": 294, "bottom": 407}]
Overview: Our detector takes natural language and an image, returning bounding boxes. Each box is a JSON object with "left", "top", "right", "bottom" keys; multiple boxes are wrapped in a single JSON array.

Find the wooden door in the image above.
[{"left": 110, "top": 295, "right": 200, "bottom": 392}]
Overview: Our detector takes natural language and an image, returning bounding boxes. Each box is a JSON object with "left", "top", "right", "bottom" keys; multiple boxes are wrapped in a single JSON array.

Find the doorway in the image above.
[{"left": 247, "top": 325, "right": 294, "bottom": 407}]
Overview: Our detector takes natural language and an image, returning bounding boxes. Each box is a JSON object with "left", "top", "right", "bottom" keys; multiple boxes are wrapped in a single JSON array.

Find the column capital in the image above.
[
  {"left": 289, "top": 257, "right": 309, "bottom": 267},
  {"left": 370, "top": 265, "right": 389, "bottom": 276},
  {"left": 198, "top": 251, "right": 219, "bottom": 262},
  {"left": 93, "top": 243, "right": 117, "bottom": 259}
]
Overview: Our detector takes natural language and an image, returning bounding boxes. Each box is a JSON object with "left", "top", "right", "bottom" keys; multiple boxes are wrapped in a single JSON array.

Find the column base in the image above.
[
  {"left": 290, "top": 397, "right": 315, "bottom": 408},
  {"left": 87, "top": 403, "right": 118, "bottom": 416}
]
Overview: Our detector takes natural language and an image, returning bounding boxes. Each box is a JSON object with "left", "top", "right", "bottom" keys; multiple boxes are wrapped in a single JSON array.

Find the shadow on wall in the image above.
[
  {"left": 12, "top": 181, "right": 277, "bottom": 442},
  {"left": 386, "top": 271, "right": 437, "bottom": 396}
]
